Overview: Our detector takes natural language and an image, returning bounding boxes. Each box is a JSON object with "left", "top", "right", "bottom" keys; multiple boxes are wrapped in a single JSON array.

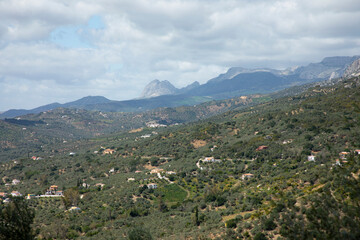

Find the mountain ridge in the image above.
[{"left": 1, "top": 55, "right": 359, "bottom": 119}]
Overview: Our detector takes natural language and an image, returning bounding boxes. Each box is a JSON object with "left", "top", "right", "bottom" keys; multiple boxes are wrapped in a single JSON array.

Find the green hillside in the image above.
[
  {"left": 1, "top": 76, "right": 360, "bottom": 239},
  {"left": 0, "top": 94, "right": 267, "bottom": 162}
]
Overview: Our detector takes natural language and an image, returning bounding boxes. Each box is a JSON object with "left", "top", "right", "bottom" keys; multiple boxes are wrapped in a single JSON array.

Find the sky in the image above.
[{"left": 1, "top": 0, "right": 360, "bottom": 111}]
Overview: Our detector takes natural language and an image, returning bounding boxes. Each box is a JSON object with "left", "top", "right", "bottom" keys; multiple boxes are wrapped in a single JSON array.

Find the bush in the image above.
[
  {"left": 254, "top": 232, "right": 267, "bottom": 240},
  {"left": 128, "top": 227, "right": 153, "bottom": 240},
  {"left": 226, "top": 219, "right": 237, "bottom": 228}
]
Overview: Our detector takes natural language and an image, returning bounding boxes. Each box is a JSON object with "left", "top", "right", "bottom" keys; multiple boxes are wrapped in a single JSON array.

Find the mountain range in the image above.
[
  {"left": 140, "top": 56, "right": 360, "bottom": 98},
  {"left": 1, "top": 55, "right": 359, "bottom": 119}
]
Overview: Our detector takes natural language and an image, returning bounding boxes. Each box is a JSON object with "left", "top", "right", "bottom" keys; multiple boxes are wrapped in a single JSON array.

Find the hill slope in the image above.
[{"left": 1, "top": 75, "right": 360, "bottom": 239}]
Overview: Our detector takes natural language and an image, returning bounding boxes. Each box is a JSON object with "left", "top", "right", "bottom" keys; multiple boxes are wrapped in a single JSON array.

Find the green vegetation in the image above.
[
  {"left": 0, "top": 197, "right": 35, "bottom": 240},
  {"left": 0, "top": 76, "right": 360, "bottom": 239}
]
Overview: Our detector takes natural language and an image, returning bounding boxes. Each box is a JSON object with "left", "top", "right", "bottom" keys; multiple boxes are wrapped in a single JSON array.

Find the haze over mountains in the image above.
[{"left": 1, "top": 55, "right": 359, "bottom": 119}]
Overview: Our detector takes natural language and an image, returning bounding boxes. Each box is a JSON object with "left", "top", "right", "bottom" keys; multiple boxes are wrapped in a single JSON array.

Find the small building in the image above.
[
  {"left": 147, "top": 183, "right": 158, "bottom": 189},
  {"left": 335, "top": 159, "right": 341, "bottom": 166},
  {"left": 166, "top": 171, "right": 176, "bottom": 175},
  {"left": 339, "top": 152, "right": 349, "bottom": 160},
  {"left": 135, "top": 170, "right": 143, "bottom": 173},
  {"left": 354, "top": 150, "right": 360, "bottom": 155},
  {"left": 103, "top": 149, "right": 115, "bottom": 154},
  {"left": 203, "top": 157, "right": 215, "bottom": 163},
  {"left": 0, "top": 192, "right": 7, "bottom": 198},
  {"left": 69, "top": 152, "right": 76, "bottom": 156},
  {"left": 12, "top": 179, "right": 20, "bottom": 185},
  {"left": 109, "top": 168, "right": 115, "bottom": 173},
  {"left": 11, "top": 191, "right": 22, "bottom": 197},
  {"left": 140, "top": 134, "right": 151, "bottom": 138},
  {"left": 241, "top": 173, "right": 254, "bottom": 180},
  {"left": 150, "top": 168, "right": 164, "bottom": 174},
  {"left": 282, "top": 139, "right": 293, "bottom": 145},
  {"left": 49, "top": 185, "right": 58, "bottom": 191},
  {"left": 68, "top": 206, "right": 81, "bottom": 212},
  {"left": 256, "top": 146, "right": 268, "bottom": 151},
  {"left": 55, "top": 191, "right": 63, "bottom": 196},
  {"left": 308, "top": 155, "right": 316, "bottom": 162},
  {"left": 127, "top": 178, "right": 135, "bottom": 182}
]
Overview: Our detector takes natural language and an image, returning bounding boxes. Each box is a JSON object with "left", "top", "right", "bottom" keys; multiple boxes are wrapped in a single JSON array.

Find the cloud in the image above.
[{"left": 1, "top": 0, "right": 360, "bottom": 110}]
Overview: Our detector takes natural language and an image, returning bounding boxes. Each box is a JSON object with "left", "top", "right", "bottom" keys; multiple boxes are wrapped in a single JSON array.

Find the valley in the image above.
[{"left": 1, "top": 72, "right": 360, "bottom": 239}]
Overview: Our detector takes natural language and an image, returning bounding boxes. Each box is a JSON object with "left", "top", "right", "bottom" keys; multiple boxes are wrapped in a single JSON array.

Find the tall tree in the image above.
[{"left": 0, "top": 197, "right": 35, "bottom": 240}]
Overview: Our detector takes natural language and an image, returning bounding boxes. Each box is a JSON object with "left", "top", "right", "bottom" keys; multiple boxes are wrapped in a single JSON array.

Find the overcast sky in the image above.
[{"left": 1, "top": 0, "right": 360, "bottom": 111}]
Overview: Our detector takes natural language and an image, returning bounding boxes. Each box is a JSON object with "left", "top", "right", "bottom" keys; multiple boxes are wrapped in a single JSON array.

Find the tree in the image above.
[
  {"left": 0, "top": 197, "right": 35, "bottom": 240},
  {"left": 193, "top": 206, "right": 200, "bottom": 226},
  {"left": 158, "top": 196, "right": 168, "bottom": 212},
  {"left": 62, "top": 188, "right": 80, "bottom": 209},
  {"left": 128, "top": 227, "right": 153, "bottom": 240}
]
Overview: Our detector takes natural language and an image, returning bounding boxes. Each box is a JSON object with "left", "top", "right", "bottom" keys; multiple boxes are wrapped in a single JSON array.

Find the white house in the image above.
[
  {"left": 147, "top": 183, "right": 158, "bottom": 189},
  {"left": 241, "top": 173, "right": 254, "bottom": 180},
  {"left": 308, "top": 155, "right": 316, "bottom": 162},
  {"left": 12, "top": 179, "right": 20, "bottom": 185},
  {"left": 11, "top": 191, "right": 22, "bottom": 197},
  {"left": 203, "top": 157, "right": 215, "bottom": 163}
]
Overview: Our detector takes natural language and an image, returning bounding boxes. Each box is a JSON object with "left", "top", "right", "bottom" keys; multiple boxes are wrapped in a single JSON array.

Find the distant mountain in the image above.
[
  {"left": 140, "top": 80, "right": 178, "bottom": 98},
  {"left": 140, "top": 80, "right": 200, "bottom": 98},
  {"left": 294, "top": 56, "right": 360, "bottom": 80},
  {"left": 139, "top": 55, "right": 360, "bottom": 100},
  {"left": 178, "top": 81, "right": 200, "bottom": 93},
  {"left": 2, "top": 55, "right": 359, "bottom": 119},
  {"left": 0, "top": 103, "right": 62, "bottom": 119},
  {"left": 207, "top": 67, "right": 287, "bottom": 84},
  {"left": 62, "top": 96, "right": 112, "bottom": 108},
  {"left": 0, "top": 96, "right": 112, "bottom": 119}
]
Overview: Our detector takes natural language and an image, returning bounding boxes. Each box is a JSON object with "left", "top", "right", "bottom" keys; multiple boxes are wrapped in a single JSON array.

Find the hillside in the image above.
[
  {"left": 0, "top": 94, "right": 268, "bottom": 162},
  {"left": 1, "top": 75, "right": 360, "bottom": 239}
]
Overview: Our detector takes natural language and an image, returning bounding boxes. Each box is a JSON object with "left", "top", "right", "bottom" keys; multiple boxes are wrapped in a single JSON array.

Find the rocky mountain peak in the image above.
[
  {"left": 343, "top": 58, "right": 360, "bottom": 78},
  {"left": 140, "top": 79, "right": 178, "bottom": 98}
]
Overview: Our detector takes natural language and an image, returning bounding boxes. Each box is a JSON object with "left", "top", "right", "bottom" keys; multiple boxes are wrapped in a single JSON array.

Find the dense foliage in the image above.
[{"left": 0, "top": 76, "right": 359, "bottom": 239}]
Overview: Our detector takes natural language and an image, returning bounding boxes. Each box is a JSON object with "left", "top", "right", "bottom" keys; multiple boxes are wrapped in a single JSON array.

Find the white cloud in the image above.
[{"left": 1, "top": 0, "right": 360, "bottom": 111}]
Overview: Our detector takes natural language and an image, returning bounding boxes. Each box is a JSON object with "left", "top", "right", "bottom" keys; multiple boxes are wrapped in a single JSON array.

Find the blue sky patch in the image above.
[{"left": 50, "top": 15, "right": 105, "bottom": 48}]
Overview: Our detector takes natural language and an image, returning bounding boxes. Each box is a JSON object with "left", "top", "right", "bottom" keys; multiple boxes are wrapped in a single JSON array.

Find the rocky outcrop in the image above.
[
  {"left": 343, "top": 59, "right": 360, "bottom": 78},
  {"left": 140, "top": 80, "right": 178, "bottom": 98}
]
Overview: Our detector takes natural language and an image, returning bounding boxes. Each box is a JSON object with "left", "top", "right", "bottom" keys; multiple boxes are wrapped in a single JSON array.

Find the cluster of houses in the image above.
[
  {"left": 4, "top": 179, "right": 21, "bottom": 187},
  {"left": 0, "top": 185, "right": 65, "bottom": 203},
  {"left": 27, "top": 185, "right": 64, "bottom": 199},
  {"left": 146, "top": 121, "right": 167, "bottom": 128},
  {"left": 125, "top": 168, "right": 178, "bottom": 190},
  {"left": 0, "top": 191, "right": 23, "bottom": 203},
  {"left": 308, "top": 150, "right": 360, "bottom": 165}
]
